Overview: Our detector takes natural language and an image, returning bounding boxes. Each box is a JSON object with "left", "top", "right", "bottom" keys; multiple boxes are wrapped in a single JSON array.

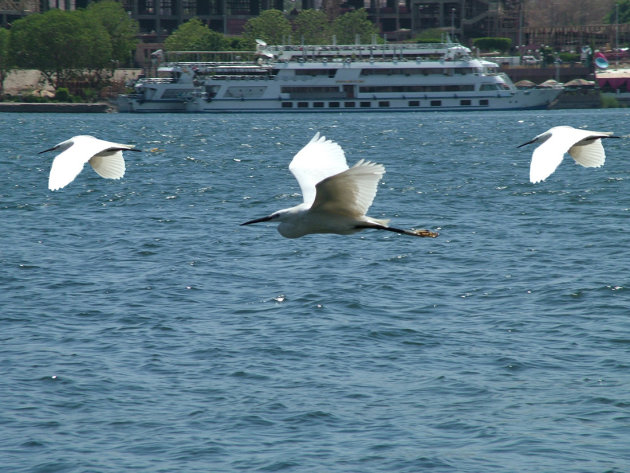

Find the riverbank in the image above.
[
  {"left": 0, "top": 102, "right": 113, "bottom": 113},
  {"left": 548, "top": 89, "right": 602, "bottom": 109},
  {"left": 501, "top": 64, "right": 592, "bottom": 84}
]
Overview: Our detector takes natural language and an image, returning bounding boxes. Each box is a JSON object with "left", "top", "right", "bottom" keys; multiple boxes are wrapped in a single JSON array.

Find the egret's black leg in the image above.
[{"left": 356, "top": 223, "right": 438, "bottom": 238}]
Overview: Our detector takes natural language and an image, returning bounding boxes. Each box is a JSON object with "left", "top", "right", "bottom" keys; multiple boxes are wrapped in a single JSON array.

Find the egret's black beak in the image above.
[
  {"left": 38, "top": 147, "right": 57, "bottom": 155},
  {"left": 241, "top": 215, "right": 274, "bottom": 226},
  {"left": 517, "top": 139, "right": 536, "bottom": 149}
]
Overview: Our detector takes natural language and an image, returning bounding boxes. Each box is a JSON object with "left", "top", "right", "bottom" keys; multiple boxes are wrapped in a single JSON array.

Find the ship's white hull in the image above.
[
  {"left": 117, "top": 96, "right": 189, "bottom": 113},
  {"left": 184, "top": 90, "right": 558, "bottom": 112},
  {"left": 119, "top": 87, "right": 558, "bottom": 113},
  {"left": 117, "top": 43, "right": 562, "bottom": 113}
]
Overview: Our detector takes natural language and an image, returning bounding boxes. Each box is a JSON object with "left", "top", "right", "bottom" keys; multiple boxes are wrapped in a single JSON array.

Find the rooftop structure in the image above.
[{"left": 0, "top": 0, "right": 40, "bottom": 26}]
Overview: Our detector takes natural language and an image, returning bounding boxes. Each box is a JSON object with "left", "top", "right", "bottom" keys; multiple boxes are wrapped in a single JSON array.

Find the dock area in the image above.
[{"left": 0, "top": 102, "right": 112, "bottom": 113}]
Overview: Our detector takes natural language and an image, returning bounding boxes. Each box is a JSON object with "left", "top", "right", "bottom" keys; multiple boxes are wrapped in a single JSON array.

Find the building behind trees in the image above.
[{"left": 1, "top": 0, "right": 626, "bottom": 50}]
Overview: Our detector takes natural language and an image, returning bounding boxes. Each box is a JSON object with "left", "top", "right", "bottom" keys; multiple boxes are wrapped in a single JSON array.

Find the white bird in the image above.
[
  {"left": 241, "top": 132, "right": 438, "bottom": 239},
  {"left": 518, "top": 126, "right": 619, "bottom": 183},
  {"left": 40, "top": 135, "right": 141, "bottom": 191}
]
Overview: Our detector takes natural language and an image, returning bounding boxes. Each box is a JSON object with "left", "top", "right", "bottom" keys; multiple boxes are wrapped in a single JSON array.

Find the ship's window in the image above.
[
  {"left": 162, "top": 88, "right": 194, "bottom": 99},
  {"left": 282, "top": 102, "right": 293, "bottom": 108},
  {"left": 344, "top": 102, "right": 355, "bottom": 107},
  {"left": 460, "top": 99, "right": 471, "bottom": 106},
  {"left": 430, "top": 100, "right": 441, "bottom": 106},
  {"left": 225, "top": 86, "right": 266, "bottom": 98},
  {"left": 359, "top": 85, "right": 473, "bottom": 93},
  {"left": 280, "top": 86, "right": 341, "bottom": 98},
  {"left": 360, "top": 67, "right": 445, "bottom": 76},
  {"left": 295, "top": 69, "right": 336, "bottom": 77},
  {"left": 329, "top": 102, "right": 340, "bottom": 108},
  {"left": 479, "top": 99, "right": 489, "bottom": 106},
  {"left": 378, "top": 101, "right": 390, "bottom": 107},
  {"left": 480, "top": 84, "right": 500, "bottom": 91},
  {"left": 408, "top": 100, "right": 420, "bottom": 106},
  {"left": 297, "top": 102, "right": 308, "bottom": 108},
  {"left": 360, "top": 102, "right": 371, "bottom": 108},
  {"left": 313, "top": 102, "right": 324, "bottom": 108}
]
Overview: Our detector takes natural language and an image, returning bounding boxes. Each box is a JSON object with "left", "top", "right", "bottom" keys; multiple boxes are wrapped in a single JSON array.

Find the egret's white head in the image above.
[{"left": 241, "top": 205, "right": 309, "bottom": 238}]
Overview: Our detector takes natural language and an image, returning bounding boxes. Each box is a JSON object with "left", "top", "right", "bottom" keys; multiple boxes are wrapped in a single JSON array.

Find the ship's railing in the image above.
[
  {"left": 206, "top": 75, "right": 272, "bottom": 81},
  {"left": 274, "top": 55, "right": 475, "bottom": 65},
  {"left": 264, "top": 43, "right": 458, "bottom": 53},
  {"left": 166, "top": 61, "right": 265, "bottom": 68},
  {"left": 266, "top": 43, "right": 471, "bottom": 64},
  {"left": 164, "top": 50, "right": 258, "bottom": 63},
  {"left": 137, "top": 78, "right": 175, "bottom": 84}
]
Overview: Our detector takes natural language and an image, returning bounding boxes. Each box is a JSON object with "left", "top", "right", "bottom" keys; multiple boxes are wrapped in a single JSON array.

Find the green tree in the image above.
[
  {"left": 86, "top": 0, "right": 138, "bottom": 66},
  {"left": 227, "top": 36, "right": 250, "bottom": 51},
  {"left": 0, "top": 28, "right": 10, "bottom": 96},
  {"left": 605, "top": 0, "right": 630, "bottom": 23},
  {"left": 331, "top": 9, "right": 379, "bottom": 44},
  {"left": 74, "top": 10, "right": 115, "bottom": 90},
  {"left": 165, "top": 18, "right": 229, "bottom": 51},
  {"left": 242, "top": 10, "right": 292, "bottom": 48},
  {"left": 472, "top": 37, "right": 512, "bottom": 53},
  {"left": 9, "top": 9, "right": 112, "bottom": 90},
  {"left": 538, "top": 45, "right": 555, "bottom": 66},
  {"left": 413, "top": 28, "right": 446, "bottom": 43},
  {"left": 293, "top": 9, "right": 331, "bottom": 44}
]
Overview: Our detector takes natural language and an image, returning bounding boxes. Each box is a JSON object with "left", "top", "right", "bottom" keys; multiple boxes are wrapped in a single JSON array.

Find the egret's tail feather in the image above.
[{"left": 368, "top": 217, "right": 390, "bottom": 227}]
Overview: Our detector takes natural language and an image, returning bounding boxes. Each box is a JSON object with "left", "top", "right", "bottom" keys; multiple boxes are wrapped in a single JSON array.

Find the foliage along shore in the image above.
[{"left": 0, "top": 102, "right": 112, "bottom": 112}]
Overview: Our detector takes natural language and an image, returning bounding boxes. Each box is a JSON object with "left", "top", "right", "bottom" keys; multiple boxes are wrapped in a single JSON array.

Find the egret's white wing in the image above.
[
  {"left": 568, "top": 131, "right": 614, "bottom": 168},
  {"left": 529, "top": 127, "right": 614, "bottom": 183},
  {"left": 528, "top": 127, "right": 584, "bottom": 183},
  {"left": 289, "top": 132, "right": 348, "bottom": 206},
  {"left": 568, "top": 140, "right": 606, "bottom": 168},
  {"left": 90, "top": 150, "right": 126, "bottom": 179},
  {"left": 48, "top": 136, "right": 133, "bottom": 190},
  {"left": 529, "top": 143, "right": 567, "bottom": 184},
  {"left": 48, "top": 143, "right": 96, "bottom": 191},
  {"left": 311, "top": 159, "right": 385, "bottom": 217}
]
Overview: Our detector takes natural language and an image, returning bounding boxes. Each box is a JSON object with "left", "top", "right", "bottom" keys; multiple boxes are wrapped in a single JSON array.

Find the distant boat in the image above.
[{"left": 117, "top": 41, "right": 562, "bottom": 113}]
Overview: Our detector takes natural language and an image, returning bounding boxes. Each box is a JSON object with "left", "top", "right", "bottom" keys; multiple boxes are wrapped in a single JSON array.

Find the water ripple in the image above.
[{"left": 2, "top": 110, "right": 630, "bottom": 473}]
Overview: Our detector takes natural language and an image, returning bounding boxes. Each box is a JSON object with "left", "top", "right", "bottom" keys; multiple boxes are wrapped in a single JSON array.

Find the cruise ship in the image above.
[{"left": 117, "top": 40, "right": 561, "bottom": 113}]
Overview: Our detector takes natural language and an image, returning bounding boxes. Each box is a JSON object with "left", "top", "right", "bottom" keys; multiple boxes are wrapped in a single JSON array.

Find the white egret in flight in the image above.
[
  {"left": 40, "top": 135, "right": 141, "bottom": 191},
  {"left": 518, "top": 126, "right": 618, "bottom": 183},
  {"left": 241, "top": 133, "right": 438, "bottom": 239}
]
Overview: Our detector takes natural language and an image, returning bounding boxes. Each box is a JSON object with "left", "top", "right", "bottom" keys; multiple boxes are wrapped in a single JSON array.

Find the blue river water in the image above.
[{"left": 1, "top": 109, "right": 629, "bottom": 472}]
